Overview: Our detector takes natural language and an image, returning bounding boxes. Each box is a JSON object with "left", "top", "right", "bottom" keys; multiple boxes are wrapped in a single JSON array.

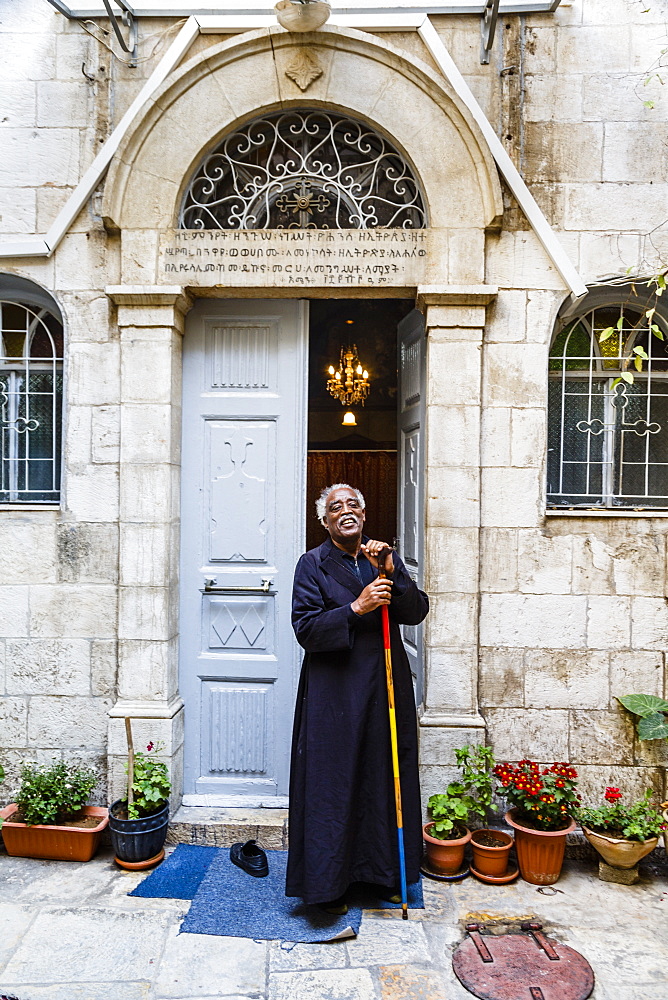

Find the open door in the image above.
[{"left": 397, "top": 308, "right": 426, "bottom": 706}]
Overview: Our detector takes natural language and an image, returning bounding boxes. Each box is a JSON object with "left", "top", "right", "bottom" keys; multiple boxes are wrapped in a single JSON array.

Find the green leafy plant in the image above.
[
  {"left": 597, "top": 273, "right": 666, "bottom": 387},
  {"left": 577, "top": 787, "right": 664, "bottom": 842},
  {"left": 617, "top": 694, "right": 668, "bottom": 741},
  {"left": 427, "top": 744, "right": 496, "bottom": 840},
  {"left": 14, "top": 760, "right": 97, "bottom": 826},
  {"left": 123, "top": 742, "right": 171, "bottom": 820},
  {"left": 494, "top": 760, "right": 580, "bottom": 832}
]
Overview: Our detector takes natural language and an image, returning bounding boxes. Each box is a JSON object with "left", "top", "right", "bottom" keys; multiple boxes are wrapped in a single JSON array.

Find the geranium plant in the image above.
[
  {"left": 427, "top": 744, "right": 497, "bottom": 840},
  {"left": 11, "top": 760, "right": 97, "bottom": 826},
  {"left": 494, "top": 759, "right": 579, "bottom": 832},
  {"left": 122, "top": 741, "right": 171, "bottom": 820},
  {"left": 577, "top": 787, "right": 664, "bottom": 842}
]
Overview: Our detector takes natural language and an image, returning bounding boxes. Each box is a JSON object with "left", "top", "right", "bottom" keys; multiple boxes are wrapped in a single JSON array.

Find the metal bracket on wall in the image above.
[
  {"left": 480, "top": 0, "right": 500, "bottom": 63},
  {"left": 45, "top": 0, "right": 138, "bottom": 67}
]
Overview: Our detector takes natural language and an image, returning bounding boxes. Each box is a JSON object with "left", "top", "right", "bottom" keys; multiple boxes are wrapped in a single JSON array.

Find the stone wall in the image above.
[{"left": 0, "top": 0, "right": 666, "bottom": 810}]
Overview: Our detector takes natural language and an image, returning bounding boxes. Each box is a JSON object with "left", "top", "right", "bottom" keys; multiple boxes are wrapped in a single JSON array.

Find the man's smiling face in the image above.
[{"left": 323, "top": 486, "right": 366, "bottom": 550}]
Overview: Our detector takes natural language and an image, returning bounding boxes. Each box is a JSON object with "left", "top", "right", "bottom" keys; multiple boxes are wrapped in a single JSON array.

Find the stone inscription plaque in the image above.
[{"left": 158, "top": 229, "right": 437, "bottom": 288}]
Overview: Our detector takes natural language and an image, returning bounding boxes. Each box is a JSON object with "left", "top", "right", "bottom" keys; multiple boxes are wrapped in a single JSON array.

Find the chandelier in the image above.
[{"left": 326, "top": 346, "right": 370, "bottom": 407}]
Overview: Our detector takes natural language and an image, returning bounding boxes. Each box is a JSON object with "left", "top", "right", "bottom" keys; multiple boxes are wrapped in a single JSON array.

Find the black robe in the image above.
[{"left": 286, "top": 535, "right": 429, "bottom": 904}]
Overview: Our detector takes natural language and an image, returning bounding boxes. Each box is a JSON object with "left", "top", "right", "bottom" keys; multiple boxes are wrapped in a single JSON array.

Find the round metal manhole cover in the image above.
[{"left": 452, "top": 922, "right": 594, "bottom": 1000}]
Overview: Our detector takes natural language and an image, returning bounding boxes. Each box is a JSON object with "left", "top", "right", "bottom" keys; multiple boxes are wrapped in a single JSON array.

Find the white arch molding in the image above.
[{"left": 0, "top": 15, "right": 586, "bottom": 299}]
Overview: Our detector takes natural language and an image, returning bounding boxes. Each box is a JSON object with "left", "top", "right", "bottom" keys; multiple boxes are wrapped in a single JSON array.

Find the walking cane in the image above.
[{"left": 377, "top": 547, "right": 409, "bottom": 921}]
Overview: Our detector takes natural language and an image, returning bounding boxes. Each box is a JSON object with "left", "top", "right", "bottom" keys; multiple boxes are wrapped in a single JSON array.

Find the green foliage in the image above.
[
  {"left": 617, "top": 694, "right": 668, "bottom": 741},
  {"left": 598, "top": 273, "right": 667, "bottom": 388},
  {"left": 16, "top": 760, "right": 97, "bottom": 826},
  {"left": 427, "top": 744, "right": 497, "bottom": 840},
  {"left": 638, "top": 713, "right": 668, "bottom": 740},
  {"left": 123, "top": 743, "right": 171, "bottom": 820},
  {"left": 577, "top": 789, "right": 664, "bottom": 843}
]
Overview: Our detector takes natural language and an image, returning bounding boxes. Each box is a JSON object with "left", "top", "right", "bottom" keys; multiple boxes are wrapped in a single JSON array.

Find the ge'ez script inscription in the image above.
[{"left": 159, "top": 229, "right": 429, "bottom": 287}]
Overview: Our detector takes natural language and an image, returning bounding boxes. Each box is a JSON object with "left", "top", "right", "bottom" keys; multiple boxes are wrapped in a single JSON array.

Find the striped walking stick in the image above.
[{"left": 377, "top": 548, "right": 409, "bottom": 920}]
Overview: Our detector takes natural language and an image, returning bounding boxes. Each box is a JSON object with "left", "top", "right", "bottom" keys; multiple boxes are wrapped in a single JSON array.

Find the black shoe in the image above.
[
  {"left": 318, "top": 896, "right": 348, "bottom": 915},
  {"left": 229, "top": 839, "right": 269, "bottom": 877}
]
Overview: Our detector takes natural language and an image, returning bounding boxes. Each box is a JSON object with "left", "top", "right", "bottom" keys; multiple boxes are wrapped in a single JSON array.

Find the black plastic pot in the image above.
[{"left": 108, "top": 800, "right": 169, "bottom": 862}]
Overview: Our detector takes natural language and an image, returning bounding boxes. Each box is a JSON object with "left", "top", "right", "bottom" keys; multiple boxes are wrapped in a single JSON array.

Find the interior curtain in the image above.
[{"left": 306, "top": 451, "right": 397, "bottom": 553}]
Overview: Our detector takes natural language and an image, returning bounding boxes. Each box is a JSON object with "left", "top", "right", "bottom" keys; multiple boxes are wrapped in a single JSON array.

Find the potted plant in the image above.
[
  {"left": 108, "top": 720, "right": 171, "bottom": 869},
  {"left": 424, "top": 745, "right": 499, "bottom": 875},
  {"left": 494, "top": 759, "right": 580, "bottom": 885},
  {"left": 0, "top": 759, "right": 107, "bottom": 862},
  {"left": 577, "top": 787, "right": 664, "bottom": 876}
]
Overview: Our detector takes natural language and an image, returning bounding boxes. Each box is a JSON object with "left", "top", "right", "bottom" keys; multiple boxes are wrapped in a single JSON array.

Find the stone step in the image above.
[{"left": 167, "top": 806, "right": 289, "bottom": 850}]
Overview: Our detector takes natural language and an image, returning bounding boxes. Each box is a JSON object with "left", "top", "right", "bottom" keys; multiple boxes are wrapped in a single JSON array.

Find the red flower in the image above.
[
  {"left": 146, "top": 742, "right": 154, "bottom": 752},
  {"left": 605, "top": 787, "right": 622, "bottom": 803}
]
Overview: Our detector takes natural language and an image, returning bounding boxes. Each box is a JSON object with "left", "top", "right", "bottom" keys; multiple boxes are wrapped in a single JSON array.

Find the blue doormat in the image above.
[
  {"left": 129, "top": 844, "right": 217, "bottom": 899},
  {"left": 130, "top": 844, "right": 423, "bottom": 943}
]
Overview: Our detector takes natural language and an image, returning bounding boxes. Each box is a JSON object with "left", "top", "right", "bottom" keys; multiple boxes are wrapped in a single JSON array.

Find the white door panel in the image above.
[
  {"left": 180, "top": 299, "right": 308, "bottom": 798},
  {"left": 398, "top": 308, "right": 426, "bottom": 706}
]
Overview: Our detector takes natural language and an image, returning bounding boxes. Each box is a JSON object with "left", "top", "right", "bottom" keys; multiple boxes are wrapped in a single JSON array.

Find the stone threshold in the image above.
[{"left": 167, "top": 805, "right": 289, "bottom": 850}]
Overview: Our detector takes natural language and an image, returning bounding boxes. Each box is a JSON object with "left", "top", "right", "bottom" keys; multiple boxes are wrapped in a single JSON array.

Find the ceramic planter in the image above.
[
  {"left": 581, "top": 825, "right": 658, "bottom": 869},
  {"left": 423, "top": 822, "right": 471, "bottom": 874},
  {"left": 0, "top": 805, "right": 108, "bottom": 862},
  {"left": 505, "top": 809, "right": 575, "bottom": 885},
  {"left": 108, "top": 800, "right": 169, "bottom": 864},
  {"left": 470, "top": 828, "right": 513, "bottom": 878}
]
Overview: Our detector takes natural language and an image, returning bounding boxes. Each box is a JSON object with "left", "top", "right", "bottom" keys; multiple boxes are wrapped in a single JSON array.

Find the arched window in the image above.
[
  {"left": 0, "top": 296, "right": 63, "bottom": 503},
  {"left": 179, "top": 109, "right": 427, "bottom": 231},
  {"left": 547, "top": 292, "right": 668, "bottom": 509}
]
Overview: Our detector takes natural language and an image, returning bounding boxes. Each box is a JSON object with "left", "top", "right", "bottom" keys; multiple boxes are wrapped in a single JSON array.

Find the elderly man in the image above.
[{"left": 286, "top": 483, "right": 429, "bottom": 912}]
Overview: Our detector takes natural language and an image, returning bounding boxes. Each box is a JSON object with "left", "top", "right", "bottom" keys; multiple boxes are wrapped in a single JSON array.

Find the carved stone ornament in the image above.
[{"left": 284, "top": 49, "right": 323, "bottom": 91}]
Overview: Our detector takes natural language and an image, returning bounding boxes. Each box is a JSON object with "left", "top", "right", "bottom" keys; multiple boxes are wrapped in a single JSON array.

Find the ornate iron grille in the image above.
[
  {"left": 179, "top": 110, "right": 427, "bottom": 231},
  {"left": 547, "top": 304, "right": 668, "bottom": 509},
  {"left": 1, "top": 301, "right": 63, "bottom": 503}
]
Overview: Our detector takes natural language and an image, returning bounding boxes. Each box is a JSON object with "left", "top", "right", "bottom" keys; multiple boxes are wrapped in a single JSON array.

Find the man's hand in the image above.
[
  {"left": 351, "top": 577, "right": 393, "bottom": 615},
  {"left": 360, "top": 540, "right": 394, "bottom": 576}
]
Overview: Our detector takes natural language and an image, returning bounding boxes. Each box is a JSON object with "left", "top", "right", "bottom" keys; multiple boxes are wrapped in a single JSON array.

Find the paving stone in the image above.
[
  {"left": 8, "top": 858, "right": 118, "bottom": 904},
  {"left": 2, "top": 907, "right": 172, "bottom": 982},
  {"left": 346, "top": 916, "right": 431, "bottom": 966},
  {"left": 379, "top": 964, "right": 449, "bottom": 1000},
  {"left": 268, "top": 969, "right": 377, "bottom": 1000},
  {"left": 268, "top": 939, "right": 347, "bottom": 972},
  {"left": 567, "top": 926, "right": 668, "bottom": 987},
  {"left": 0, "top": 985, "right": 153, "bottom": 1000},
  {"left": 154, "top": 926, "right": 266, "bottom": 997},
  {"left": 0, "top": 904, "right": 35, "bottom": 969}
]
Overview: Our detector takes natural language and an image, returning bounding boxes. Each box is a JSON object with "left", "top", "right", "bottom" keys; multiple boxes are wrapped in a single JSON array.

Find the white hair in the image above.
[{"left": 316, "top": 483, "right": 366, "bottom": 523}]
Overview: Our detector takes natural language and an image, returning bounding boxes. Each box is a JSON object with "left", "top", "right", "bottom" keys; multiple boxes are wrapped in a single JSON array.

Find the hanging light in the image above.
[
  {"left": 342, "top": 411, "right": 357, "bottom": 426},
  {"left": 275, "top": 0, "right": 331, "bottom": 32},
  {"left": 326, "top": 344, "right": 370, "bottom": 407}
]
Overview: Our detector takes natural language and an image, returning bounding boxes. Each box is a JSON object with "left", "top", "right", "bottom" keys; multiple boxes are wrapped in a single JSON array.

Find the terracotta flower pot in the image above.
[
  {"left": 581, "top": 825, "right": 658, "bottom": 869},
  {"left": 470, "top": 828, "right": 513, "bottom": 878},
  {"left": 505, "top": 809, "right": 575, "bottom": 885},
  {"left": 423, "top": 822, "right": 471, "bottom": 874},
  {"left": 0, "top": 804, "right": 108, "bottom": 862}
]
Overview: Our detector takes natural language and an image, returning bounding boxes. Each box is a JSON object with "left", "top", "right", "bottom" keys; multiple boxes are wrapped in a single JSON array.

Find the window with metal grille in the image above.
[
  {"left": 179, "top": 109, "right": 427, "bottom": 231},
  {"left": 547, "top": 299, "right": 668, "bottom": 510},
  {"left": 1, "top": 300, "right": 63, "bottom": 503}
]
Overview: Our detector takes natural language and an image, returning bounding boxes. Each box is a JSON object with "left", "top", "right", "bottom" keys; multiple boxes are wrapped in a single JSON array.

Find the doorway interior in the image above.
[{"left": 306, "top": 299, "right": 415, "bottom": 551}]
